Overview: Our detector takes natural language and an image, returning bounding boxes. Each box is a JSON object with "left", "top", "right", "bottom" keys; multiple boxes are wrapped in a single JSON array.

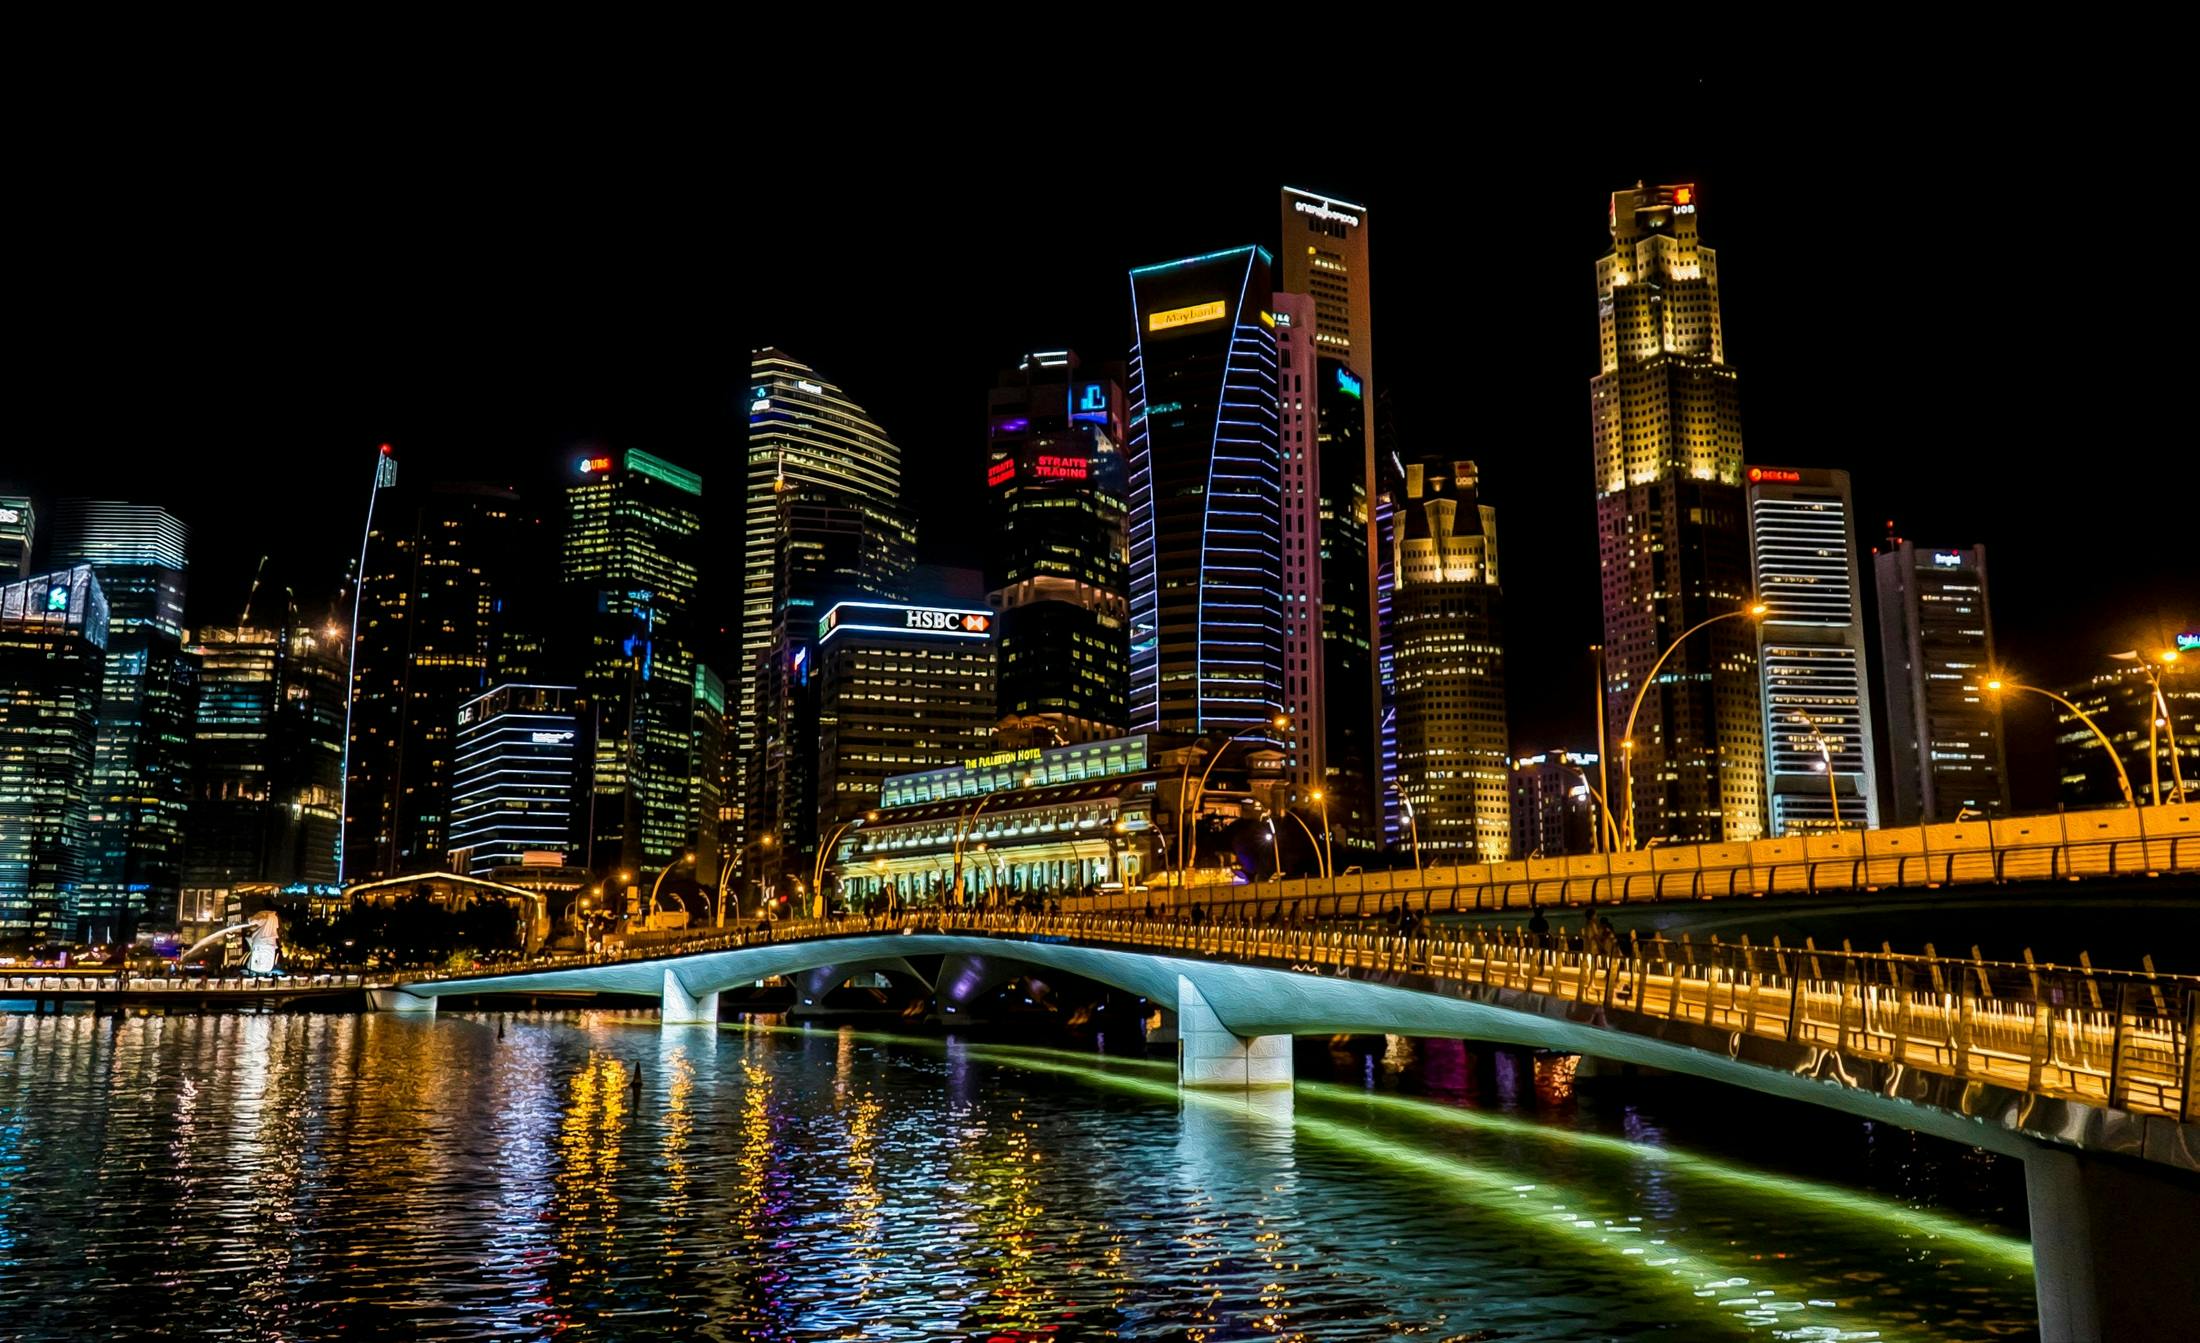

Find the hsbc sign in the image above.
[
  {"left": 819, "top": 600, "right": 994, "bottom": 644},
  {"left": 906, "top": 609, "right": 991, "bottom": 633}
]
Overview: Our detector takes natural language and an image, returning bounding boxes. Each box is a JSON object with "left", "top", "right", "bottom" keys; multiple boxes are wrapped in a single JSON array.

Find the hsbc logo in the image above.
[
  {"left": 906, "top": 609, "right": 990, "bottom": 633},
  {"left": 821, "top": 600, "right": 994, "bottom": 643}
]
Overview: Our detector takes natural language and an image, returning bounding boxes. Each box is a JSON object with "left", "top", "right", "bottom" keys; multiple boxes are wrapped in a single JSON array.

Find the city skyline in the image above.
[{"left": 8, "top": 129, "right": 2192, "bottom": 809}]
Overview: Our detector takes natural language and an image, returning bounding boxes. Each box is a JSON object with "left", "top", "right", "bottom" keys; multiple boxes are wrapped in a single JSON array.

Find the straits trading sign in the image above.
[
  {"left": 819, "top": 601, "right": 994, "bottom": 644},
  {"left": 1290, "top": 194, "right": 1362, "bottom": 228},
  {"left": 1147, "top": 299, "right": 1227, "bottom": 332}
]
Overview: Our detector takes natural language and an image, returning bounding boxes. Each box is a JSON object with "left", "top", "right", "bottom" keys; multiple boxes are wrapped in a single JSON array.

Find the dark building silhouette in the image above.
[{"left": 347, "top": 480, "right": 548, "bottom": 880}]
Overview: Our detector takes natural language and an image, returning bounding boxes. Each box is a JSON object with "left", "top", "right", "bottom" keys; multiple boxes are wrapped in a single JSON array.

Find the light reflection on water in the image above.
[{"left": 0, "top": 1011, "right": 2037, "bottom": 1341}]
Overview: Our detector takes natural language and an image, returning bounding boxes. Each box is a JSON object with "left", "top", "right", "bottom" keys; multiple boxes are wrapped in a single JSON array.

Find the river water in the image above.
[{"left": 0, "top": 1010, "right": 2038, "bottom": 1341}]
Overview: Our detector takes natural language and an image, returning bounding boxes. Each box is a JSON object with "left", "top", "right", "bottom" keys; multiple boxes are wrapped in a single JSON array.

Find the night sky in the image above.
[{"left": 11, "top": 76, "right": 2192, "bottom": 805}]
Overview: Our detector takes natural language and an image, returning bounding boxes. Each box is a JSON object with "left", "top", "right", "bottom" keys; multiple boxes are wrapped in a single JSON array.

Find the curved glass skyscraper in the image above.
[{"left": 1125, "top": 247, "right": 1283, "bottom": 738}]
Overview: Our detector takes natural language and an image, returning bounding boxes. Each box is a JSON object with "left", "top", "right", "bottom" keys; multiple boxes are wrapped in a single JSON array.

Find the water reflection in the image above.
[{"left": 0, "top": 1011, "right": 2038, "bottom": 1341}]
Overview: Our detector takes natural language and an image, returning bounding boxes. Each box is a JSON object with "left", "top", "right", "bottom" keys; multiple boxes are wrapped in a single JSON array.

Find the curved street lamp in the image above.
[
  {"left": 1619, "top": 602, "right": 1768, "bottom": 850},
  {"left": 713, "top": 851, "right": 738, "bottom": 928},
  {"left": 2112, "top": 648, "right": 2187, "bottom": 805},
  {"left": 1282, "top": 809, "right": 1329, "bottom": 880},
  {"left": 1788, "top": 711, "right": 1844, "bottom": 830},
  {"left": 1565, "top": 765, "right": 1621, "bottom": 853},
  {"left": 951, "top": 777, "right": 1032, "bottom": 906},
  {"left": 812, "top": 811, "right": 878, "bottom": 918},
  {"left": 1387, "top": 782, "right": 1422, "bottom": 882},
  {"left": 1308, "top": 788, "right": 1334, "bottom": 883},
  {"left": 1177, "top": 716, "right": 1290, "bottom": 887},
  {"left": 1987, "top": 677, "right": 2137, "bottom": 808},
  {"left": 647, "top": 853, "right": 695, "bottom": 927}
]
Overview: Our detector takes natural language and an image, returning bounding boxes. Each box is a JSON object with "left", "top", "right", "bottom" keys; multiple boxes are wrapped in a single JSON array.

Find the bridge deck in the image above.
[
  {"left": 405, "top": 912, "right": 2200, "bottom": 1128},
  {"left": 1048, "top": 803, "right": 2200, "bottom": 919}
]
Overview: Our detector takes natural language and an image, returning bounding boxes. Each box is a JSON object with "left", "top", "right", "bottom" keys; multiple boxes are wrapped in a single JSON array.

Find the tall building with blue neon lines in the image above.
[{"left": 1125, "top": 247, "right": 1284, "bottom": 740}]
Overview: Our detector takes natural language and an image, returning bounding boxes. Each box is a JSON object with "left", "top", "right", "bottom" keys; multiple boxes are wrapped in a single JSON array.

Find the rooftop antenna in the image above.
[{"left": 237, "top": 555, "right": 268, "bottom": 626}]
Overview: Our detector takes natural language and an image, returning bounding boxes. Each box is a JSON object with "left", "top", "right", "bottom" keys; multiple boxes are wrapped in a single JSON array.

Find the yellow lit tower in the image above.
[{"left": 1591, "top": 183, "right": 1764, "bottom": 844}]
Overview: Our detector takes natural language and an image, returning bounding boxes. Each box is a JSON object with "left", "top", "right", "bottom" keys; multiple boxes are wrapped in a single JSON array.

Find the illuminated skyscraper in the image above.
[
  {"left": 1279, "top": 190, "right": 1384, "bottom": 841},
  {"left": 0, "top": 567, "right": 107, "bottom": 942},
  {"left": 449, "top": 683, "right": 582, "bottom": 876},
  {"left": 744, "top": 352, "right": 914, "bottom": 892},
  {"left": 1274, "top": 293, "right": 1321, "bottom": 803},
  {"left": 347, "top": 483, "right": 546, "bottom": 880},
  {"left": 1591, "top": 182, "right": 1763, "bottom": 845},
  {"left": 50, "top": 501, "right": 194, "bottom": 938},
  {"left": 690, "top": 665, "right": 725, "bottom": 880},
  {"left": 814, "top": 599, "right": 997, "bottom": 843},
  {"left": 1390, "top": 458, "right": 1508, "bottom": 862},
  {"left": 1126, "top": 246, "right": 1283, "bottom": 739},
  {"left": 562, "top": 448, "right": 706, "bottom": 882},
  {"left": 984, "top": 350, "right": 1128, "bottom": 745},
  {"left": 1280, "top": 187, "right": 1374, "bottom": 412},
  {"left": 0, "top": 496, "right": 33, "bottom": 579},
  {"left": 179, "top": 612, "right": 345, "bottom": 919},
  {"left": 1875, "top": 540, "right": 2009, "bottom": 822},
  {"left": 1747, "top": 467, "right": 1879, "bottom": 835}
]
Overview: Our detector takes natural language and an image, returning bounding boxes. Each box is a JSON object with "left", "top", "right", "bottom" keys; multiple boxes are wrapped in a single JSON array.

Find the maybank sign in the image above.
[
  {"left": 820, "top": 601, "right": 994, "bottom": 645},
  {"left": 1147, "top": 299, "right": 1227, "bottom": 332}
]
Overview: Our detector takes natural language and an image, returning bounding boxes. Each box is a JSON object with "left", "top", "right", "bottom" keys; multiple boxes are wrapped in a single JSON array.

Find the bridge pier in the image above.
[
  {"left": 365, "top": 989, "right": 436, "bottom": 1016},
  {"left": 2026, "top": 1147, "right": 2200, "bottom": 1341},
  {"left": 1176, "top": 975, "right": 1291, "bottom": 1089},
  {"left": 660, "top": 970, "right": 718, "bottom": 1027}
]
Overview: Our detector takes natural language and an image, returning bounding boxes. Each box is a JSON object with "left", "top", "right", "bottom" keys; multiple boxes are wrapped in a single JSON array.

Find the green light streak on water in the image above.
[
  {"left": 941, "top": 1042, "right": 1881, "bottom": 1341},
  {"left": 718, "top": 1021, "right": 1906, "bottom": 1339},
  {"left": 720, "top": 1021, "right": 2028, "bottom": 1276},
  {"left": 1292, "top": 1080, "right": 2033, "bottom": 1275}
]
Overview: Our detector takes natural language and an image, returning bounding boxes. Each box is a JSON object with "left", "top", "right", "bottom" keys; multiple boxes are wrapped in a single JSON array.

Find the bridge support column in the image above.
[
  {"left": 1175, "top": 975, "right": 1291, "bottom": 1089},
  {"left": 660, "top": 970, "right": 718, "bottom": 1027},
  {"left": 366, "top": 989, "right": 436, "bottom": 1016},
  {"left": 2026, "top": 1147, "right": 2200, "bottom": 1341}
]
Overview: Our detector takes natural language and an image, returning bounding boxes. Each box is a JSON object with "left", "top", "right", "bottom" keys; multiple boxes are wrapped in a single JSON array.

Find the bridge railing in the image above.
[
  {"left": 412, "top": 909, "right": 2200, "bottom": 1126},
  {"left": 1042, "top": 803, "right": 2200, "bottom": 921},
  {"left": 0, "top": 972, "right": 371, "bottom": 993}
]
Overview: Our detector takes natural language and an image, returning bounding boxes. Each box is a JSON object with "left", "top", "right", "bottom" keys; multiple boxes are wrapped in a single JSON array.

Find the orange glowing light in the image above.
[{"left": 1674, "top": 187, "right": 1694, "bottom": 205}]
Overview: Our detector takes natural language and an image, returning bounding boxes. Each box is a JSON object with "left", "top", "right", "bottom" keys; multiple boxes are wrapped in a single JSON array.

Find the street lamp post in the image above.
[
  {"left": 1282, "top": 809, "right": 1328, "bottom": 880},
  {"left": 714, "top": 851, "right": 737, "bottom": 928},
  {"left": 1987, "top": 677, "right": 2137, "bottom": 808},
  {"left": 1567, "top": 766, "right": 1620, "bottom": 853},
  {"left": 647, "top": 853, "right": 695, "bottom": 928},
  {"left": 1619, "top": 602, "right": 1768, "bottom": 850},
  {"left": 2113, "top": 648, "right": 2187, "bottom": 805},
  {"left": 1387, "top": 783, "right": 1422, "bottom": 883},
  {"left": 950, "top": 782, "right": 1027, "bottom": 906},
  {"left": 1177, "top": 716, "right": 1290, "bottom": 889},
  {"left": 752, "top": 832, "right": 778, "bottom": 920},
  {"left": 1591, "top": 644, "right": 1612, "bottom": 855},
  {"left": 1789, "top": 712, "right": 1843, "bottom": 830},
  {"left": 1309, "top": 788, "right": 1334, "bottom": 884},
  {"left": 811, "top": 811, "right": 877, "bottom": 919}
]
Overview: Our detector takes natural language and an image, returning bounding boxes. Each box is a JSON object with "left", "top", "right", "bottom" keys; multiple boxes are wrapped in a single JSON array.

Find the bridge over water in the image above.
[
  {"left": 1054, "top": 802, "right": 2200, "bottom": 923},
  {"left": 381, "top": 906, "right": 2199, "bottom": 1341}
]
